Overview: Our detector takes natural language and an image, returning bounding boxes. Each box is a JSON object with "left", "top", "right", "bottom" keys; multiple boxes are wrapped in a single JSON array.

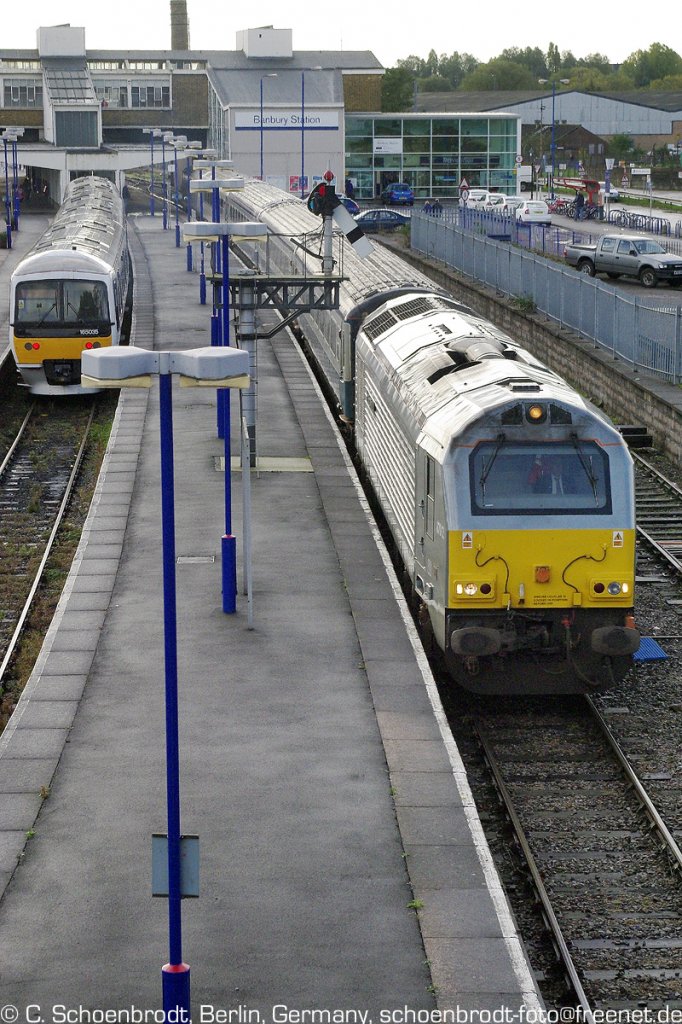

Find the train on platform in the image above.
[
  {"left": 225, "top": 179, "right": 639, "bottom": 694},
  {"left": 9, "top": 175, "right": 130, "bottom": 396}
]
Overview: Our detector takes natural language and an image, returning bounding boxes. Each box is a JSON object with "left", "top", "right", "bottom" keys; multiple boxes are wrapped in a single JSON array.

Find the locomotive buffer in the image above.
[{"left": 226, "top": 172, "right": 372, "bottom": 466}]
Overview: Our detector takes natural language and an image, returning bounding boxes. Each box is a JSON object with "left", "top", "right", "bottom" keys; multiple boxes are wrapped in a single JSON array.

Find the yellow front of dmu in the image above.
[{"left": 9, "top": 176, "right": 129, "bottom": 396}]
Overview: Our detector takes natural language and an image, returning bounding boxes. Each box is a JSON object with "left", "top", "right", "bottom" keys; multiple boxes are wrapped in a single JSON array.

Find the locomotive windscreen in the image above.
[
  {"left": 470, "top": 441, "right": 611, "bottom": 515},
  {"left": 15, "top": 279, "right": 109, "bottom": 329}
]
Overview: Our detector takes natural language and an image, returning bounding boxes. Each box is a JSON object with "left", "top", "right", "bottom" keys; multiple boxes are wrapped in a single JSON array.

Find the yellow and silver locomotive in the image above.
[
  {"left": 353, "top": 292, "right": 638, "bottom": 693},
  {"left": 10, "top": 176, "right": 130, "bottom": 395},
  {"left": 227, "top": 179, "right": 639, "bottom": 692}
]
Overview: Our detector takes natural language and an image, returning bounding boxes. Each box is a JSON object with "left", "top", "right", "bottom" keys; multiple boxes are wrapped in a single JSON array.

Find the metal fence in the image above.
[{"left": 411, "top": 210, "right": 682, "bottom": 385}]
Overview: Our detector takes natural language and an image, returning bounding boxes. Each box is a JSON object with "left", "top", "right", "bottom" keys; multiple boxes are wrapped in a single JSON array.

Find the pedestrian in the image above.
[{"left": 575, "top": 191, "right": 585, "bottom": 219}]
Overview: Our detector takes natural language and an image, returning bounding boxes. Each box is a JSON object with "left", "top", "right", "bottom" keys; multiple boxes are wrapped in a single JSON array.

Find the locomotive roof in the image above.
[
  {"left": 361, "top": 291, "right": 615, "bottom": 447},
  {"left": 14, "top": 176, "right": 126, "bottom": 275}
]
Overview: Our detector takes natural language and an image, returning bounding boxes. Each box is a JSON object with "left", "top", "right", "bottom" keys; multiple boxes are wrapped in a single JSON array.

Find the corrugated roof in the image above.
[{"left": 415, "top": 89, "right": 682, "bottom": 114}]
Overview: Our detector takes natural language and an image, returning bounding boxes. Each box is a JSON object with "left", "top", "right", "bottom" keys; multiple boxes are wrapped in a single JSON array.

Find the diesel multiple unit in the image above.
[{"left": 10, "top": 175, "right": 130, "bottom": 395}]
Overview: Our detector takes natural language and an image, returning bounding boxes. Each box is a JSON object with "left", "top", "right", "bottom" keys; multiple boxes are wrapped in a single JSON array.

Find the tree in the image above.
[
  {"left": 621, "top": 43, "right": 682, "bottom": 87},
  {"left": 396, "top": 55, "right": 427, "bottom": 77},
  {"left": 500, "top": 46, "right": 548, "bottom": 78},
  {"left": 381, "top": 68, "right": 416, "bottom": 112},
  {"left": 459, "top": 58, "right": 538, "bottom": 91},
  {"left": 419, "top": 75, "right": 452, "bottom": 93},
  {"left": 608, "top": 133, "right": 637, "bottom": 161},
  {"left": 437, "top": 52, "right": 479, "bottom": 89},
  {"left": 546, "top": 43, "right": 561, "bottom": 75}
]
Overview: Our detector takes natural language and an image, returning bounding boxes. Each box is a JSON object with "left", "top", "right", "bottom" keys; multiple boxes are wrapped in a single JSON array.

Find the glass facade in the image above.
[{"left": 345, "top": 113, "right": 520, "bottom": 201}]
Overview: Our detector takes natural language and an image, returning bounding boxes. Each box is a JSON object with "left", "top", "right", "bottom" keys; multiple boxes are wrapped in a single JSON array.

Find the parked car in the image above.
[
  {"left": 515, "top": 199, "right": 551, "bottom": 225},
  {"left": 354, "top": 209, "right": 410, "bottom": 233},
  {"left": 380, "top": 182, "right": 414, "bottom": 206},
  {"left": 563, "top": 234, "right": 682, "bottom": 287},
  {"left": 482, "top": 194, "right": 508, "bottom": 212},
  {"left": 461, "top": 189, "right": 495, "bottom": 208},
  {"left": 337, "top": 194, "right": 360, "bottom": 215},
  {"left": 598, "top": 182, "right": 620, "bottom": 202},
  {"left": 502, "top": 195, "right": 525, "bottom": 213}
]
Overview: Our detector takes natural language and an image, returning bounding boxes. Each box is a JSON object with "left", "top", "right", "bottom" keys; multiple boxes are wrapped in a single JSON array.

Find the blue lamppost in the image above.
[
  {"left": 6, "top": 128, "right": 23, "bottom": 233},
  {"left": 162, "top": 132, "right": 175, "bottom": 230},
  {"left": 300, "top": 67, "right": 322, "bottom": 199},
  {"left": 182, "top": 218, "right": 268, "bottom": 614},
  {"left": 81, "top": 344, "right": 250, "bottom": 1020},
  {"left": 2, "top": 133, "right": 13, "bottom": 249},
  {"left": 539, "top": 77, "right": 569, "bottom": 199},
  {"left": 182, "top": 142, "right": 203, "bottom": 272},
  {"left": 170, "top": 136, "right": 188, "bottom": 247},
  {"left": 143, "top": 128, "right": 157, "bottom": 216},
  {"left": 259, "top": 73, "right": 277, "bottom": 181}
]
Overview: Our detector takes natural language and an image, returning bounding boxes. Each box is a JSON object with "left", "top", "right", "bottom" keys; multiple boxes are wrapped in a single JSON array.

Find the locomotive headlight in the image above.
[
  {"left": 591, "top": 579, "right": 631, "bottom": 599},
  {"left": 526, "top": 404, "right": 546, "bottom": 424},
  {"left": 453, "top": 579, "right": 496, "bottom": 601}
]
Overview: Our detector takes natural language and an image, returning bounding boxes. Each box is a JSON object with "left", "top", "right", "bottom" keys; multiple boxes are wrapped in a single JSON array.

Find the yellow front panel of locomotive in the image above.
[
  {"left": 14, "top": 335, "right": 113, "bottom": 365},
  {"left": 448, "top": 529, "right": 635, "bottom": 609}
]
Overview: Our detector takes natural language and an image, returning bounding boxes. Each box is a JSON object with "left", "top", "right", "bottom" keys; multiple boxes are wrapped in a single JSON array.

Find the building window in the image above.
[
  {"left": 131, "top": 84, "right": 171, "bottom": 108},
  {"left": 95, "top": 82, "right": 129, "bottom": 108},
  {"left": 3, "top": 79, "right": 43, "bottom": 108}
]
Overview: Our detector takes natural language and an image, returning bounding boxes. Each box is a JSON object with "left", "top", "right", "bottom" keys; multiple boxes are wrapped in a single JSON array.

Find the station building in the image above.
[{"left": 0, "top": 9, "right": 522, "bottom": 206}]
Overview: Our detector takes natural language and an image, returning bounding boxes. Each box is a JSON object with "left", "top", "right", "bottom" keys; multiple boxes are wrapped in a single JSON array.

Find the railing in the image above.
[{"left": 412, "top": 210, "right": 682, "bottom": 385}]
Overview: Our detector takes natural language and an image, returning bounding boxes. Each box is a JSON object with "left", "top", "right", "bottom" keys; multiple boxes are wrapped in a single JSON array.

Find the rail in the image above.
[{"left": 0, "top": 403, "right": 95, "bottom": 686}]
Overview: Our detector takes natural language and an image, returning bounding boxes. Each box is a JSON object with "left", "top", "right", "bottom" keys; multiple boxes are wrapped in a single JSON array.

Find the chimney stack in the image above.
[{"left": 170, "top": 0, "right": 190, "bottom": 50}]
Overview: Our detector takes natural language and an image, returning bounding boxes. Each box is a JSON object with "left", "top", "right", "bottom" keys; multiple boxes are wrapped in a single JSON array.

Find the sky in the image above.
[{"left": 2, "top": 0, "right": 678, "bottom": 69}]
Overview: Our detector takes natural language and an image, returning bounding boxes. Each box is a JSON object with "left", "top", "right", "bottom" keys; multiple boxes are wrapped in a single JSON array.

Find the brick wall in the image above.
[{"left": 343, "top": 74, "right": 382, "bottom": 113}]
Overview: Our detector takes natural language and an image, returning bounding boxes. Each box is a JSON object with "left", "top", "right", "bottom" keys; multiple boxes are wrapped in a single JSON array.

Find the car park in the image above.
[
  {"left": 515, "top": 199, "right": 552, "bottom": 225},
  {"left": 380, "top": 182, "right": 414, "bottom": 206},
  {"left": 354, "top": 209, "right": 410, "bottom": 232}
]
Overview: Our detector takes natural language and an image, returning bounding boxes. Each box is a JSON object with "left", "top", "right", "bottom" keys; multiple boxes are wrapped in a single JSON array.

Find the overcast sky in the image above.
[{"left": 3, "top": 0, "right": 678, "bottom": 69}]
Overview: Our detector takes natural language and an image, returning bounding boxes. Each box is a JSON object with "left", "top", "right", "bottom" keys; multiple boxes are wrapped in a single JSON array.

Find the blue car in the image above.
[
  {"left": 354, "top": 209, "right": 410, "bottom": 233},
  {"left": 337, "top": 194, "right": 360, "bottom": 215},
  {"left": 380, "top": 182, "right": 414, "bottom": 206}
]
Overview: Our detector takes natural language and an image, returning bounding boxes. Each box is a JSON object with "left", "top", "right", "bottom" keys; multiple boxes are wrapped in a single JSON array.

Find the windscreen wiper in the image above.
[
  {"left": 570, "top": 432, "right": 599, "bottom": 503},
  {"left": 479, "top": 432, "right": 506, "bottom": 501}
]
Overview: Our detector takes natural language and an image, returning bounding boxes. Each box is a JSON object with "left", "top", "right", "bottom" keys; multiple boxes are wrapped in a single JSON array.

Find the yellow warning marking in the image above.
[{"left": 215, "top": 456, "right": 314, "bottom": 473}]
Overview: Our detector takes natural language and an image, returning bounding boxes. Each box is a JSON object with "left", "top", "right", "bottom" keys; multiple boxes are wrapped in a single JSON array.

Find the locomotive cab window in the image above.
[{"left": 470, "top": 441, "right": 611, "bottom": 515}]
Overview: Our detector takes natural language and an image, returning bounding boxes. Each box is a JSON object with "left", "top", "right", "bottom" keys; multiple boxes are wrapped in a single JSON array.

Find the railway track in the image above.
[
  {"left": 0, "top": 398, "right": 95, "bottom": 685},
  {"left": 634, "top": 451, "right": 682, "bottom": 573},
  {"left": 473, "top": 697, "right": 682, "bottom": 1011}
]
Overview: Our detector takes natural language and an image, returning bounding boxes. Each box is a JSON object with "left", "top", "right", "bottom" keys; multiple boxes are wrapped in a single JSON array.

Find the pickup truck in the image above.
[{"left": 563, "top": 234, "right": 682, "bottom": 287}]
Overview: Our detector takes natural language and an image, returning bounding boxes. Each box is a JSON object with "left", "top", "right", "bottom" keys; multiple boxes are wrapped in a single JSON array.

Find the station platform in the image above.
[{"left": 0, "top": 212, "right": 542, "bottom": 1015}]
